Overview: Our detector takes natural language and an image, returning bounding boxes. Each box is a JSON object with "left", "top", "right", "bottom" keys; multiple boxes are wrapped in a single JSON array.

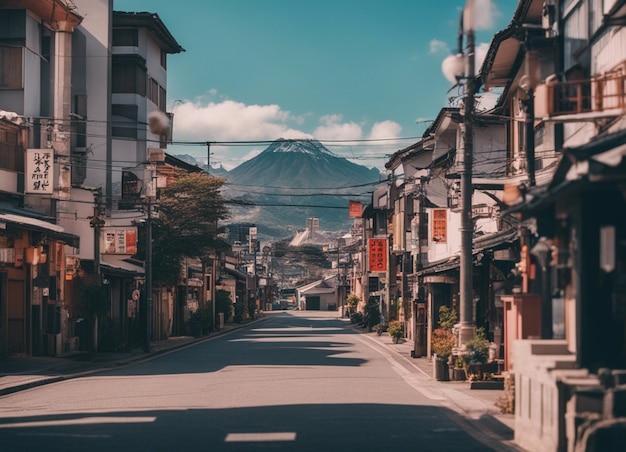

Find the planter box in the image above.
[{"left": 469, "top": 380, "right": 504, "bottom": 390}]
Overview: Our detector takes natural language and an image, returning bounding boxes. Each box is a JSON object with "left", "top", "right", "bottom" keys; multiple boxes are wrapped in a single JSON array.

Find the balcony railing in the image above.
[{"left": 536, "top": 71, "right": 626, "bottom": 118}]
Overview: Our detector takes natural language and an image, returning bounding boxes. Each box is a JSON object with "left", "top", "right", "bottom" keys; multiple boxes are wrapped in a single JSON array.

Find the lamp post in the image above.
[
  {"left": 531, "top": 237, "right": 552, "bottom": 339},
  {"left": 442, "top": 0, "right": 476, "bottom": 348}
]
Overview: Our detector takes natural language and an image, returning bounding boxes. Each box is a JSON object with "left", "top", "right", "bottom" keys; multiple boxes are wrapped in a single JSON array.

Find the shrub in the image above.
[
  {"left": 431, "top": 327, "right": 456, "bottom": 361},
  {"left": 387, "top": 320, "right": 403, "bottom": 339},
  {"left": 463, "top": 327, "right": 490, "bottom": 365},
  {"left": 346, "top": 294, "right": 360, "bottom": 309},
  {"left": 215, "top": 289, "right": 233, "bottom": 323},
  {"left": 350, "top": 312, "right": 363, "bottom": 324},
  {"left": 437, "top": 306, "right": 458, "bottom": 330}
]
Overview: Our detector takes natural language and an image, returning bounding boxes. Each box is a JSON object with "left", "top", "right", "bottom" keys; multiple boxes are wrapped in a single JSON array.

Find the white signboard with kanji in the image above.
[{"left": 25, "top": 149, "right": 54, "bottom": 194}]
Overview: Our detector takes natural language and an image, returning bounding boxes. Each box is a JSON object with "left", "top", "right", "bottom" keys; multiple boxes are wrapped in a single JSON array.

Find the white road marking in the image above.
[
  {"left": 0, "top": 416, "right": 156, "bottom": 428},
  {"left": 225, "top": 432, "right": 297, "bottom": 442}
]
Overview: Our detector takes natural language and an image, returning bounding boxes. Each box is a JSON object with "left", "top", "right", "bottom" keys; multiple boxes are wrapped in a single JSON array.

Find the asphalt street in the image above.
[{"left": 0, "top": 311, "right": 515, "bottom": 451}]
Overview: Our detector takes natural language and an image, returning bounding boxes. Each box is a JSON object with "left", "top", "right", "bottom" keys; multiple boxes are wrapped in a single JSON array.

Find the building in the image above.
[{"left": 0, "top": 1, "right": 82, "bottom": 356}]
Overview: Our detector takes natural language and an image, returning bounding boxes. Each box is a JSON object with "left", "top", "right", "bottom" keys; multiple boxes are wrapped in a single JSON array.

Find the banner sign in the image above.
[
  {"left": 102, "top": 228, "right": 138, "bottom": 255},
  {"left": 25, "top": 149, "right": 53, "bottom": 194},
  {"left": 348, "top": 201, "right": 362, "bottom": 218},
  {"left": 432, "top": 209, "right": 447, "bottom": 243},
  {"left": 368, "top": 238, "right": 387, "bottom": 272}
]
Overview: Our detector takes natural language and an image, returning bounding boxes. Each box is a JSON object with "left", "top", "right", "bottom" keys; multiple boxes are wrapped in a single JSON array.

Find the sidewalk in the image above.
[
  {"left": 351, "top": 322, "right": 519, "bottom": 450},
  {"left": 0, "top": 320, "right": 255, "bottom": 397}
]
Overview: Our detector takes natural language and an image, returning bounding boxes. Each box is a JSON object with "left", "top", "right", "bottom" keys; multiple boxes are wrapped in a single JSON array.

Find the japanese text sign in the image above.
[
  {"left": 368, "top": 238, "right": 387, "bottom": 272},
  {"left": 26, "top": 149, "right": 54, "bottom": 194}
]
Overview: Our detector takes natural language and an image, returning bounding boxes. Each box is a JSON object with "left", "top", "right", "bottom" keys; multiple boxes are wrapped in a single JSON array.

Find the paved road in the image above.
[{"left": 0, "top": 312, "right": 511, "bottom": 451}]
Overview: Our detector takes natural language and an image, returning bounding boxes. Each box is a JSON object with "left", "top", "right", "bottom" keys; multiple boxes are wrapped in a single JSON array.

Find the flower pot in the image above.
[
  {"left": 450, "top": 367, "right": 466, "bottom": 381},
  {"left": 433, "top": 357, "right": 449, "bottom": 381}
]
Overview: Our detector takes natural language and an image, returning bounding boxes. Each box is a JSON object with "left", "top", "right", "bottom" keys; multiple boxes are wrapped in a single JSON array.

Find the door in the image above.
[
  {"left": 8, "top": 279, "right": 25, "bottom": 353},
  {"left": 306, "top": 296, "right": 320, "bottom": 311}
]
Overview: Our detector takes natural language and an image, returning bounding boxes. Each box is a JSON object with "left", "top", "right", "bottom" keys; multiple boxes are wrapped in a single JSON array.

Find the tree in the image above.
[{"left": 137, "top": 172, "right": 230, "bottom": 286}]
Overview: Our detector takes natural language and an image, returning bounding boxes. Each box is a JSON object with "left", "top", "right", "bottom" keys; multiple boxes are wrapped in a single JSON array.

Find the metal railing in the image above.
[{"left": 545, "top": 71, "right": 626, "bottom": 116}]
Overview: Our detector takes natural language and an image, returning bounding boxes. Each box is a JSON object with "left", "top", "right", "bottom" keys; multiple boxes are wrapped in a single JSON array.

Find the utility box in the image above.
[
  {"left": 502, "top": 294, "right": 541, "bottom": 371},
  {"left": 217, "top": 312, "right": 224, "bottom": 331}
]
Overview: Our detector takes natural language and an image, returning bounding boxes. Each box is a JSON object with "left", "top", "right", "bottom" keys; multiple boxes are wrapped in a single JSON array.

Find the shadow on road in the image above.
[
  {"left": 0, "top": 402, "right": 511, "bottom": 452},
  {"left": 91, "top": 312, "right": 367, "bottom": 377}
]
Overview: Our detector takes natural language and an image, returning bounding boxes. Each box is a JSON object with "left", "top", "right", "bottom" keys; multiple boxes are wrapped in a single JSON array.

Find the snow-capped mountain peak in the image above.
[{"left": 264, "top": 139, "right": 338, "bottom": 158}]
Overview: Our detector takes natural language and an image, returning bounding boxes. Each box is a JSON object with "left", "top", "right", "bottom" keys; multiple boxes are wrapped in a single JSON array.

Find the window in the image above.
[
  {"left": 160, "top": 49, "right": 167, "bottom": 69},
  {"left": 0, "top": 126, "right": 21, "bottom": 172},
  {"left": 148, "top": 77, "right": 159, "bottom": 105},
  {"left": 112, "top": 104, "right": 138, "bottom": 139},
  {"left": 112, "top": 55, "right": 146, "bottom": 96},
  {"left": 0, "top": 45, "right": 23, "bottom": 89},
  {"left": 113, "top": 28, "right": 138, "bottom": 47},
  {"left": 159, "top": 86, "right": 166, "bottom": 112},
  {"left": 563, "top": 2, "right": 589, "bottom": 70}
]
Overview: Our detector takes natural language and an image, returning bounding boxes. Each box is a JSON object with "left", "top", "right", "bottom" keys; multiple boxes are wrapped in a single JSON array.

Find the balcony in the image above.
[{"left": 535, "top": 70, "right": 626, "bottom": 120}]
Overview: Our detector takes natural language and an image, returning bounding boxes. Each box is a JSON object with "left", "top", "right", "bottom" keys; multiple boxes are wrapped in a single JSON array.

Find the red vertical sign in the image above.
[
  {"left": 348, "top": 201, "right": 362, "bottom": 218},
  {"left": 368, "top": 238, "right": 387, "bottom": 272}
]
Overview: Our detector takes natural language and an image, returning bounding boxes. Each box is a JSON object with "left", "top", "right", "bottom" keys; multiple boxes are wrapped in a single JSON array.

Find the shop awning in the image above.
[
  {"left": 0, "top": 212, "right": 80, "bottom": 248},
  {"left": 100, "top": 255, "right": 145, "bottom": 277},
  {"left": 416, "top": 228, "right": 518, "bottom": 277}
]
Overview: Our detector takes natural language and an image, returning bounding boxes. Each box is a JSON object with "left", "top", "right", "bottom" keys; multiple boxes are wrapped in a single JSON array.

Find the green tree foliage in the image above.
[
  {"left": 137, "top": 172, "right": 230, "bottom": 286},
  {"left": 437, "top": 306, "right": 458, "bottom": 330}
]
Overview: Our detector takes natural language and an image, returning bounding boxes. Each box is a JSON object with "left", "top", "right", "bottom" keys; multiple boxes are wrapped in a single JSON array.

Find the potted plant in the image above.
[
  {"left": 387, "top": 321, "right": 403, "bottom": 343},
  {"left": 346, "top": 294, "right": 360, "bottom": 316},
  {"left": 431, "top": 327, "right": 456, "bottom": 380},
  {"left": 373, "top": 323, "right": 384, "bottom": 336},
  {"left": 461, "top": 327, "right": 490, "bottom": 381},
  {"left": 451, "top": 356, "right": 466, "bottom": 381},
  {"left": 431, "top": 306, "right": 458, "bottom": 381}
]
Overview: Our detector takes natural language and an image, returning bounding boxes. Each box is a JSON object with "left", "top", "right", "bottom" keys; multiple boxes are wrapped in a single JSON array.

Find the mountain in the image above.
[
  {"left": 223, "top": 139, "right": 381, "bottom": 238},
  {"left": 171, "top": 154, "right": 229, "bottom": 177}
]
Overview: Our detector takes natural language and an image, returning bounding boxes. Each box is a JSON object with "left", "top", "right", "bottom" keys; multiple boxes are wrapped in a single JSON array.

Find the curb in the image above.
[
  {"left": 0, "top": 315, "right": 269, "bottom": 397},
  {"left": 349, "top": 322, "right": 519, "bottom": 450}
]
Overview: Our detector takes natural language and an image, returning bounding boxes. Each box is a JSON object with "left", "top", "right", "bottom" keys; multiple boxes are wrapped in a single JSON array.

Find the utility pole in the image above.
[
  {"left": 143, "top": 160, "right": 158, "bottom": 353},
  {"left": 458, "top": 1, "right": 476, "bottom": 348},
  {"left": 145, "top": 195, "right": 153, "bottom": 353},
  {"left": 206, "top": 142, "right": 211, "bottom": 175}
]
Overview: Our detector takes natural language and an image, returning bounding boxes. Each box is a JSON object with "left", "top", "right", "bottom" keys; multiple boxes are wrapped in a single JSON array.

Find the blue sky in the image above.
[{"left": 114, "top": 0, "right": 517, "bottom": 170}]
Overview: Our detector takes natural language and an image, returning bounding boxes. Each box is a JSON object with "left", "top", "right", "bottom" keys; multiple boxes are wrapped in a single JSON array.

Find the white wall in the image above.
[
  {"left": 60, "top": 188, "right": 96, "bottom": 260},
  {"left": 23, "top": 12, "right": 42, "bottom": 116},
  {"left": 427, "top": 209, "right": 461, "bottom": 263},
  {"left": 74, "top": 0, "right": 111, "bottom": 190}
]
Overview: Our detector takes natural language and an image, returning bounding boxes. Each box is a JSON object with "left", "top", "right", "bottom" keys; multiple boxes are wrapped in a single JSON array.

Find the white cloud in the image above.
[
  {"left": 170, "top": 97, "right": 402, "bottom": 171},
  {"left": 368, "top": 120, "right": 402, "bottom": 141},
  {"left": 172, "top": 99, "right": 312, "bottom": 142},
  {"left": 429, "top": 39, "right": 449, "bottom": 55},
  {"left": 475, "top": 42, "right": 490, "bottom": 72},
  {"left": 313, "top": 115, "right": 363, "bottom": 141}
]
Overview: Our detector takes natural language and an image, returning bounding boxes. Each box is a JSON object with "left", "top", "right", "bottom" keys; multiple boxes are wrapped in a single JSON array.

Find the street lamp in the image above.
[{"left": 442, "top": 0, "right": 476, "bottom": 348}]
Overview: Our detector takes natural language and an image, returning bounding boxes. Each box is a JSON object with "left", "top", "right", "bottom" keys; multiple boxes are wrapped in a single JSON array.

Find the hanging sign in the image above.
[
  {"left": 25, "top": 149, "right": 54, "bottom": 194},
  {"left": 431, "top": 209, "right": 447, "bottom": 243},
  {"left": 102, "top": 228, "right": 138, "bottom": 254},
  {"left": 368, "top": 238, "right": 387, "bottom": 272},
  {"left": 348, "top": 201, "right": 362, "bottom": 218}
]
